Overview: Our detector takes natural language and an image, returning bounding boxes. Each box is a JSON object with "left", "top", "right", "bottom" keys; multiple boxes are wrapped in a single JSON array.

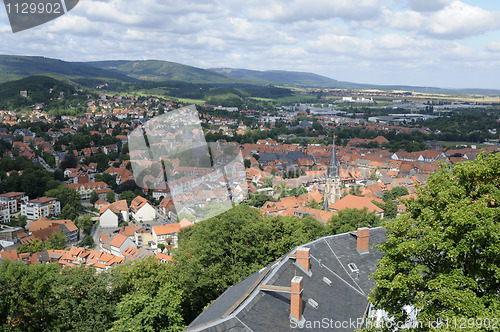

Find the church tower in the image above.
[{"left": 324, "top": 140, "right": 341, "bottom": 210}]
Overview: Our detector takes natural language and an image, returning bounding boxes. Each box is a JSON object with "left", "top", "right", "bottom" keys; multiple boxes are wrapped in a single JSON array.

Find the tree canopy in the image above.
[{"left": 370, "top": 153, "right": 500, "bottom": 328}]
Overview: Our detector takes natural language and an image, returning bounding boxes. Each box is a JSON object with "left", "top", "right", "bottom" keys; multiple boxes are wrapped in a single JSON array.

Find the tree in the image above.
[
  {"left": 80, "top": 235, "right": 94, "bottom": 247},
  {"left": 111, "top": 284, "right": 185, "bottom": 332},
  {"left": 46, "top": 266, "right": 120, "bottom": 331},
  {"left": 248, "top": 192, "right": 274, "bottom": 207},
  {"left": 60, "top": 153, "right": 77, "bottom": 170},
  {"left": 119, "top": 191, "right": 136, "bottom": 206},
  {"left": 46, "top": 231, "right": 67, "bottom": 250},
  {"left": 17, "top": 238, "right": 44, "bottom": 254},
  {"left": 89, "top": 191, "right": 99, "bottom": 204},
  {"left": 76, "top": 214, "right": 94, "bottom": 235},
  {"left": 370, "top": 153, "right": 500, "bottom": 327},
  {"left": 0, "top": 261, "right": 59, "bottom": 330},
  {"left": 327, "top": 208, "right": 381, "bottom": 235},
  {"left": 261, "top": 177, "right": 273, "bottom": 188},
  {"left": 391, "top": 186, "right": 409, "bottom": 198},
  {"left": 110, "top": 257, "right": 185, "bottom": 332},
  {"left": 45, "top": 185, "right": 81, "bottom": 212},
  {"left": 60, "top": 204, "right": 77, "bottom": 221},
  {"left": 173, "top": 205, "right": 325, "bottom": 322},
  {"left": 107, "top": 189, "right": 116, "bottom": 203}
]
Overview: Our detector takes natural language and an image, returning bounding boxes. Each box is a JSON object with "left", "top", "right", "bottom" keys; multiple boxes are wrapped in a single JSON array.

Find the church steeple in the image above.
[
  {"left": 327, "top": 140, "right": 339, "bottom": 178},
  {"left": 324, "top": 137, "right": 341, "bottom": 210}
]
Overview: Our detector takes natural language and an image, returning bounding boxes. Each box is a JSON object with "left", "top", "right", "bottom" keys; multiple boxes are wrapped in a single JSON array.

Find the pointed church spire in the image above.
[{"left": 327, "top": 138, "right": 339, "bottom": 178}]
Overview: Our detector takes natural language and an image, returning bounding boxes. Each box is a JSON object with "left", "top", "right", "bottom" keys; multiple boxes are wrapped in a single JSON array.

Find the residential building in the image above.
[
  {"left": 105, "top": 234, "right": 137, "bottom": 257},
  {"left": 99, "top": 200, "right": 129, "bottom": 228},
  {"left": 134, "top": 227, "right": 153, "bottom": 248},
  {"left": 329, "top": 195, "right": 385, "bottom": 218},
  {"left": 158, "top": 196, "right": 176, "bottom": 219},
  {"left": 130, "top": 196, "right": 156, "bottom": 222},
  {"left": 152, "top": 223, "right": 181, "bottom": 250},
  {"left": 0, "top": 202, "right": 10, "bottom": 223},
  {"left": 21, "top": 197, "right": 61, "bottom": 221},
  {"left": 66, "top": 181, "right": 109, "bottom": 200},
  {"left": 0, "top": 192, "right": 28, "bottom": 213},
  {"left": 29, "top": 217, "right": 79, "bottom": 243},
  {"left": 186, "top": 227, "right": 386, "bottom": 331}
]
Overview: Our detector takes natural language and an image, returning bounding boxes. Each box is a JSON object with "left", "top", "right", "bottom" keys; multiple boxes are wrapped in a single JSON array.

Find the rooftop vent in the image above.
[{"left": 308, "top": 298, "right": 319, "bottom": 309}]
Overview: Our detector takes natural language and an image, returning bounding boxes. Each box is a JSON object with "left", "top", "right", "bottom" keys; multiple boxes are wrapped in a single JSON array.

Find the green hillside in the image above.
[
  {"left": 0, "top": 55, "right": 138, "bottom": 84},
  {"left": 210, "top": 68, "right": 347, "bottom": 87},
  {"left": 0, "top": 75, "right": 90, "bottom": 111},
  {"left": 86, "top": 60, "right": 244, "bottom": 84}
]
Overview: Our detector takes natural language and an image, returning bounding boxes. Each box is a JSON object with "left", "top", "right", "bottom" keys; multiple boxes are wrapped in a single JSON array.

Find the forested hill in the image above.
[{"left": 0, "top": 75, "right": 90, "bottom": 111}]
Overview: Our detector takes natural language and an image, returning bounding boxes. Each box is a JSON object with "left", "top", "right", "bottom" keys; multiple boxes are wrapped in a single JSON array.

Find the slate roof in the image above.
[
  {"left": 186, "top": 227, "right": 386, "bottom": 332},
  {"left": 258, "top": 151, "right": 313, "bottom": 164}
]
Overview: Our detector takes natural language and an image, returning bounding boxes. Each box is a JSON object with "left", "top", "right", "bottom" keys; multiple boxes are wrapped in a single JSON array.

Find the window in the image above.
[{"left": 347, "top": 263, "right": 359, "bottom": 273}]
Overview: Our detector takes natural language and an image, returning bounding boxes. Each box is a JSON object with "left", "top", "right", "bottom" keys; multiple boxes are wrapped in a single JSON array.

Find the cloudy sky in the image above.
[{"left": 1, "top": 0, "right": 500, "bottom": 89}]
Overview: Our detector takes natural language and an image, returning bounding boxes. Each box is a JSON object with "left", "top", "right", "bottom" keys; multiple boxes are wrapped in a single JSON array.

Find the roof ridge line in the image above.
[
  {"left": 310, "top": 254, "right": 365, "bottom": 297},
  {"left": 323, "top": 238, "right": 365, "bottom": 295}
]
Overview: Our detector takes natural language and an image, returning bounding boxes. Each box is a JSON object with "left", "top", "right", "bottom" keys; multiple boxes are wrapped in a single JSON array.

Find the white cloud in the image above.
[
  {"left": 0, "top": 0, "right": 500, "bottom": 89},
  {"left": 425, "top": 1, "right": 500, "bottom": 38},
  {"left": 408, "top": 0, "right": 451, "bottom": 12},
  {"left": 486, "top": 42, "right": 500, "bottom": 52},
  {"left": 246, "top": 0, "right": 384, "bottom": 23}
]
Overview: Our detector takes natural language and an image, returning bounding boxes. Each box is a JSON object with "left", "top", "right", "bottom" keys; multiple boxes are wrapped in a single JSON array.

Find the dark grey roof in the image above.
[
  {"left": 258, "top": 151, "right": 312, "bottom": 164},
  {"left": 36, "top": 251, "right": 50, "bottom": 263},
  {"left": 186, "top": 227, "right": 386, "bottom": 332}
]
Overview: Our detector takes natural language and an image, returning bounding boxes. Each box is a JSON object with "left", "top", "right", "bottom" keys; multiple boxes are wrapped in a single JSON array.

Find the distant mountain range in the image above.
[{"left": 0, "top": 54, "right": 499, "bottom": 96}]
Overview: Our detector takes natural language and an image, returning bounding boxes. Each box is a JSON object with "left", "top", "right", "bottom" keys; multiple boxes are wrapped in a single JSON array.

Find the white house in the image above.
[
  {"left": 99, "top": 200, "right": 129, "bottom": 228},
  {"left": 152, "top": 223, "right": 181, "bottom": 250},
  {"left": 130, "top": 196, "right": 156, "bottom": 222},
  {"left": 109, "top": 233, "right": 136, "bottom": 257}
]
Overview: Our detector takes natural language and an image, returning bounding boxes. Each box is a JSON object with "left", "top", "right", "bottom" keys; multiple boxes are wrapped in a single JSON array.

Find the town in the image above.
[
  {"left": 1, "top": 86, "right": 496, "bottom": 266},
  {"left": 0, "top": 81, "right": 499, "bottom": 331}
]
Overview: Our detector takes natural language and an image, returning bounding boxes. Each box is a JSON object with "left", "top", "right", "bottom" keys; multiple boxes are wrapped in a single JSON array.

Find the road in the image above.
[{"left": 37, "top": 157, "right": 55, "bottom": 172}]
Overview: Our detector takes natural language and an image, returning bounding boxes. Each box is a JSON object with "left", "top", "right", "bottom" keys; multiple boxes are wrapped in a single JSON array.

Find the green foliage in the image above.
[
  {"left": 17, "top": 238, "right": 44, "bottom": 254},
  {"left": 0, "top": 156, "right": 59, "bottom": 198},
  {"left": 111, "top": 257, "right": 185, "bottom": 331},
  {"left": 248, "top": 191, "right": 275, "bottom": 207},
  {"left": 327, "top": 208, "right": 381, "bottom": 235},
  {"left": 0, "top": 261, "right": 59, "bottom": 330},
  {"left": 89, "top": 191, "right": 99, "bottom": 204},
  {"left": 76, "top": 215, "right": 95, "bottom": 235},
  {"left": 261, "top": 177, "right": 273, "bottom": 188},
  {"left": 119, "top": 190, "right": 136, "bottom": 206},
  {"left": 370, "top": 153, "right": 500, "bottom": 327},
  {"left": 45, "top": 185, "right": 82, "bottom": 214},
  {"left": 79, "top": 235, "right": 94, "bottom": 247},
  {"left": 107, "top": 189, "right": 116, "bottom": 203},
  {"left": 173, "top": 205, "right": 326, "bottom": 322},
  {"left": 391, "top": 186, "right": 409, "bottom": 198},
  {"left": 307, "top": 199, "right": 321, "bottom": 209},
  {"left": 111, "top": 285, "right": 185, "bottom": 332},
  {"left": 283, "top": 186, "right": 308, "bottom": 198},
  {"left": 45, "top": 231, "right": 67, "bottom": 250},
  {"left": 46, "top": 267, "right": 120, "bottom": 331}
]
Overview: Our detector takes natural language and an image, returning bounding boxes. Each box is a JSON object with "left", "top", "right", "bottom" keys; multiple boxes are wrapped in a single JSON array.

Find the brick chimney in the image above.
[
  {"left": 290, "top": 276, "right": 303, "bottom": 321},
  {"left": 357, "top": 227, "right": 370, "bottom": 253},
  {"left": 296, "top": 247, "right": 310, "bottom": 271}
]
